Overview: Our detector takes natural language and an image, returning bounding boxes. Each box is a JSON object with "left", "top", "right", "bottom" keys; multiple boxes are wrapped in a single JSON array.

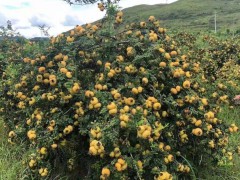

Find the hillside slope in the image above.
[{"left": 122, "top": 0, "right": 240, "bottom": 32}]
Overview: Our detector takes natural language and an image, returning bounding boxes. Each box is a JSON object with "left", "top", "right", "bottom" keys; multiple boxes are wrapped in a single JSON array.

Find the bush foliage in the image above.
[{"left": 0, "top": 2, "right": 239, "bottom": 180}]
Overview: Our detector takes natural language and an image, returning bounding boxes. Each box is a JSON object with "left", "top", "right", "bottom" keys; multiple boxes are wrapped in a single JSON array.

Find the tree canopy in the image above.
[
  {"left": 63, "top": 0, "right": 120, "bottom": 5},
  {"left": 64, "top": 0, "right": 101, "bottom": 5}
]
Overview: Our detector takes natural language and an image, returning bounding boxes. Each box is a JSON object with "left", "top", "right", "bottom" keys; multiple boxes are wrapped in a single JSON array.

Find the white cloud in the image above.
[
  {"left": 0, "top": 0, "right": 178, "bottom": 38},
  {"left": 62, "top": 14, "right": 84, "bottom": 26},
  {"left": 29, "top": 16, "right": 52, "bottom": 27}
]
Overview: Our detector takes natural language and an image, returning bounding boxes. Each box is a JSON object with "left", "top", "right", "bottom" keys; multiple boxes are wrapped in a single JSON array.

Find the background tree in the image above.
[
  {"left": 64, "top": 0, "right": 100, "bottom": 5},
  {"left": 63, "top": 0, "right": 120, "bottom": 5},
  {"left": 38, "top": 24, "right": 51, "bottom": 37}
]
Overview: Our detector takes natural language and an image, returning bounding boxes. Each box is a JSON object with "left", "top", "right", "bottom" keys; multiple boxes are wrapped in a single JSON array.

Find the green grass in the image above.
[
  {"left": 0, "top": 120, "right": 28, "bottom": 180},
  {"left": 122, "top": 0, "right": 240, "bottom": 33},
  {"left": 197, "top": 105, "right": 240, "bottom": 180}
]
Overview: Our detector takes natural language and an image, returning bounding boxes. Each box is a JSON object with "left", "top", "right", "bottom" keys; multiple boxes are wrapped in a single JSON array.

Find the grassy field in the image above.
[
  {"left": 122, "top": 0, "right": 240, "bottom": 33},
  {"left": 0, "top": 120, "right": 27, "bottom": 179},
  {"left": 198, "top": 105, "right": 240, "bottom": 180}
]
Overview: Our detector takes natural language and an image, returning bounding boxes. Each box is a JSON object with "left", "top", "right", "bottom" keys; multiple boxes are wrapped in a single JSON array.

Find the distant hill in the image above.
[
  {"left": 0, "top": 36, "right": 49, "bottom": 42},
  {"left": 122, "top": 0, "right": 240, "bottom": 32},
  {"left": 29, "top": 37, "right": 49, "bottom": 42},
  {"left": 0, "top": 36, "right": 25, "bottom": 41}
]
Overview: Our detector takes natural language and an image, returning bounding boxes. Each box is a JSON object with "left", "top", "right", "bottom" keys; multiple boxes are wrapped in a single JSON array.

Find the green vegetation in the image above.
[
  {"left": 198, "top": 105, "right": 240, "bottom": 180},
  {"left": 0, "top": 105, "right": 239, "bottom": 179},
  {"left": 0, "top": 120, "right": 26, "bottom": 180},
  {"left": 0, "top": 0, "right": 240, "bottom": 179},
  {"left": 123, "top": 0, "right": 240, "bottom": 33}
]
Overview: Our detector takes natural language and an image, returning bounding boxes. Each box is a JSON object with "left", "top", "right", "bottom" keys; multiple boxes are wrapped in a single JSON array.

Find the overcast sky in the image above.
[{"left": 0, "top": 0, "right": 178, "bottom": 38}]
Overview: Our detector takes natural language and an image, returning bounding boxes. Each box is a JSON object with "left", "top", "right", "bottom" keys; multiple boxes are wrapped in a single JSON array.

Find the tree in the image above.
[
  {"left": 0, "top": 20, "right": 20, "bottom": 38},
  {"left": 63, "top": 0, "right": 120, "bottom": 5},
  {"left": 38, "top": 24, "right": 51, "bottom": 37},
  {"left": 63, "top": 0, "right": 100, "bottom": 5}
]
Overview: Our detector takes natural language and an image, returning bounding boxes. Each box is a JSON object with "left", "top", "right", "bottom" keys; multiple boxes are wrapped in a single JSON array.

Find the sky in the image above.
[{"left": 0, "top": 0, "right": 178, "bottom": 38}]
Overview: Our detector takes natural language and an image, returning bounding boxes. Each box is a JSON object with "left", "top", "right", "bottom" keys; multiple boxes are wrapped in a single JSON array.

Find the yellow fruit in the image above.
[
  {"left": 72, "top": 85, "right": 80, "bottom": 93},
  {"left": 142, "top": 77, "right": 148, "bottom": 85},
  {"left": 171, "top": 88, "right": 178, "bottom": 95},
  {"left": 125, "top": 97, "right": 135, "bottom": 106},
  {"left": 167, "top": 154, "right": 174, "bottom": 162},
  {"left": 42, "top": 78, "right": 49, "bottom": 85},
  {"left": 59, "top": 67, "right": 67, "bottom": 74},
  {"left": 164, "top": 145, "right": 171, "bottom": 151},
  {"left": 137, "top": 160, "right": 143, "bottom": 169},
  {"left": 159, "top": 48, "right": 165, "bottom": 53},
  {"left": 195, "top": 120, "right": 202, "bottom": 127},
  {"left": 165, "top": 53, "right": 171, "bottom": 60},
  {"left": 132, "top": 88, "right": 138, "bottom": 95},
  {"left": 109, "top": 108, "right": 118, "bottom": 115},
  {"left": 38, "top": 66, "right": 46, "bottom": 73},
  {"left": 109, "top": 151, "right": 115, "bottom": 158},
  {"left": 107, "top": 102, "right": 116, "bottom": 110},
  {"left": 40, "top": 55, "right": 46, "bottom": 61},
  {"left": 89, "top": 146, "right": 98, "bottom": 155},
  {"left": 148, "top": 15, "right": 155, "bottom": 22},
  {"left": 137, "top": 86, "right": 143, "bottom": 93},
  {"left": 90, "top": 97, "right": 99, "bottom": 105},
  {"left": 67, "top": 36, "right": 74, "bottom": 42},
  {"left": 153, "top": 102, "right": 161, "bottom": 110},
  {"left": 140, "top": 22, "right": 146, "bottom": 27},
  {"left": 63, "top": 127, "right": 71, "bottom": 135},
  {"left": 51, "top": 144, "right": 58, "bottom": 149},
  {"left": 66, "top": 72, "right": 72, "bottom": 78},
  {"left": 37, "top": 75, "right": 43, "bottom": 82},
  {"left": 40, "top": 147, "right": 47, "bottom": 155},
  {"left": 118, "top": 158, "right": 125, "bottom": 165},
  {"left": 116, "top": 55, "right": 124, "bottom": 62},
  {"left": 201, "top": 98, "right": 208, "bottom": 106},
  {"left": 49, "top": 78, "right": 57, "bottom": 86},
  {"left": 115, "top": 162, "right": 122, "bottom": 171},
  {"left": 113, "top": 93, "right": 121, "bottom": 99},
  {"left": 183, "top": 80, "right": 191, "bottom": 89},
  {"left": 107, "top": 72, "right": 114, "bottom": 78},
  {"left": 159, "top": 61, "right": 167, "bottom": 67},
  {"left": 79, "top": 51, "right": 85, "bottom": 56},
  {"left": 117, "top": 11, "right": 123, "bottom": 17},
  {"left": 8, "top": 131, "right": 15, "bottom": 138},
  {"left": 94, "top": 103, "right": 102, "bottom": 109},
  {"left": 123, "top": 105, "right": 130, "bottom": 112},
  {"left": 141, "top": 130, "right": 151, "bottom": 139},
  {"left": 185, "top": 71, "right": 192, "bottom": 77},
  {"left": 170, "top": 50, "right": 177, "bottom": 57},
  {"left": 176, "top": 86, "right": 181, "bottom": 92},
  {"left": 102, "top": 168, "right": 110, "bottom": 177},
  {"left": 192, "top": 128, "right": 203, "bottom": 136},
  {"left": 26, "top": 119, "right": 31, "bottom": 125},
  {"left": 63, "top": 55, "right": 68, "bottom": 61}
]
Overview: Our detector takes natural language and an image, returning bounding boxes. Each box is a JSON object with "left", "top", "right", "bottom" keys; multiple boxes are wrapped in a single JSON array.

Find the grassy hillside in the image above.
[{"left": 123, "top": 0, "right": 240, "bottom": 33}]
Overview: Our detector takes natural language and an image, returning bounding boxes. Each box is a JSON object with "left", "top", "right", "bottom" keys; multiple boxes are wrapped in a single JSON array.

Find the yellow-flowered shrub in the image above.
[{"left": 0, "top": 3, "right": 238, "bottom": 180}]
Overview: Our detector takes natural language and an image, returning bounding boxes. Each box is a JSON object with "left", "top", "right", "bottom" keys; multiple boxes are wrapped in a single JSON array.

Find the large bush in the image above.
[{"left": 1, "top": 3, "right": 238, "bottom": 180}]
